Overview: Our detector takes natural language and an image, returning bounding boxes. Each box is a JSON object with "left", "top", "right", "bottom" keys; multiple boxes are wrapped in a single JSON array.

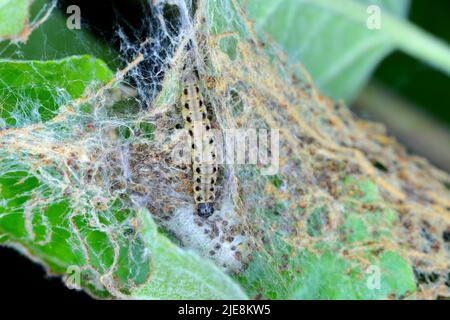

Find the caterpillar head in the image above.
[
  {"left": 182, "top": 73, "right": 197, "bottom": 85},
  {"left": 197, "top": 203, "right": 214, "bottom": 218}
]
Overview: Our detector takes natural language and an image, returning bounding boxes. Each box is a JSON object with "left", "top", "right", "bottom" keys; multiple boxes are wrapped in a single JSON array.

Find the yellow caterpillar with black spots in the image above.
[{"left": 181, "top": 69, "right": 217, "bottom": 218}]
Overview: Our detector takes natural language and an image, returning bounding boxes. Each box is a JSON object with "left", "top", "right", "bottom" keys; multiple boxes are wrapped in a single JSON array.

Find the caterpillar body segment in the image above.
[{"left": 181, "top": 71, "right": 217, "bottom": 218}]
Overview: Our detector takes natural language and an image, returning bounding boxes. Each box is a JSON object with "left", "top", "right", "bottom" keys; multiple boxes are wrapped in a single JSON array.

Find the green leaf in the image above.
[
  {"left": 0, "top": 0, "right": 29, "bottom": 40},
  {"left": 290, "top": 250, "right": 416, "bottom": 300},
  {"left": 131, "top": 209, "right": 248, "bottom": 300},
  {"left": 0, "top": 55, "right": 146, "bottom": 298},
  {"left": 0, "top": 0, "right": 118, "bottom": 67},
  {"left": 0, "top": 160, "right": 151, "bottom": 297},
  {"left": 243, "top": 0, "right": 410, "bottom": 101},
  {"left": 0, "top": 55, "right": 114, "bottom": 127},
  {"left": 243, "top": 0, "right": 450, "bottom": 102},
  {"left": 237, "top": 178, "right": 416, "bottom": 299}
]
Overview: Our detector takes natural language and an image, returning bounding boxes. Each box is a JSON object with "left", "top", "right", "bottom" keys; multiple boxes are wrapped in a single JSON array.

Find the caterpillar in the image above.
[{"left": 181, "top": 69, "right": 217, "bottom": 218}]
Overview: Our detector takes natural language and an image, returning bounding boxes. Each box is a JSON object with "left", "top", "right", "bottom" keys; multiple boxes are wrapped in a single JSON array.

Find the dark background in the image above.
[
  {"left": 0, "top": 246, "right": 91, "bottom": 300},
  {"left": 374, "top": 0, "right": 450, "bottom": 125},
  {"left": 1, "top": 0, "right": 449, "bottom": 299}
]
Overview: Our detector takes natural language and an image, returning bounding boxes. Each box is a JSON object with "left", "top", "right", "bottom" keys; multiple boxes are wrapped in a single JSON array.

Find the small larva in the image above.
[{"left": 181, "top": 70, "right": 217, "bottom": 218}]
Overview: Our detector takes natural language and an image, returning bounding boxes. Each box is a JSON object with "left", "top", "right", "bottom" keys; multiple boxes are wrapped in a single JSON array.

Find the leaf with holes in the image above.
[{"left": 0, "top": 55, "right": 114, "bottom": 127}]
